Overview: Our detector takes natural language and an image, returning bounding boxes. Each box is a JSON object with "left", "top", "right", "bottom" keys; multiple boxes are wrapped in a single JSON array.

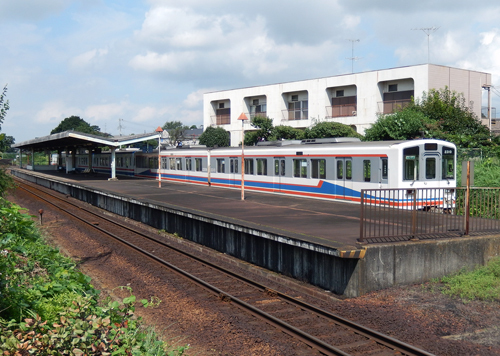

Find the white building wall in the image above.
[{"left": 203, "top": 64, "right": 491, "bottom": 147}]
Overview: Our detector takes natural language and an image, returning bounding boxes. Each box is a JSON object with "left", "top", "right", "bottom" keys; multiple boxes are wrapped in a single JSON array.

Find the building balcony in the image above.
[
  {"left": 379, "top": 99, "right": 411, "bottom": 114},
  {"left": 211, "top": 114, "right": 231, "bottom": 125},
  {"left": 282, "top": 109, "right": 308, "bottom": 121},
  {"left": 326, "top": 104, "right": 357, "bottom": 118},
  {"left": 250, "top": 111, "right": 267, "bottom": 119}
]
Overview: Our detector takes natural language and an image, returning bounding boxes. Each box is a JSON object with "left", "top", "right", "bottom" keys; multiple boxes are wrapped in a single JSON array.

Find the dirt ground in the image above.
[{"left": 7, "top": 187, "right": 500, "bottom": 356}]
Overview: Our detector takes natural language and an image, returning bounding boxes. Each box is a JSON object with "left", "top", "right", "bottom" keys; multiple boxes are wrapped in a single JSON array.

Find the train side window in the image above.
[
  {"left": 363, "top": 160, "right": 371, "bottom": 182},
  {"left": 425, "top": 157, "right": 436, "bottom": 179},
  {"left": 148, "top": 157, "right": 156, "bottom": 169},
  {"left": 176, "top": 158, "right": 182, "bottom": 170},
  {"left": 216, "top": 158, "right": 225, "bottom": 173},
  {"left": 244, "top": 158, "right": 254, "bottom": 174},
  {"left": 275, "top": 159, "right": 285, "bottom": 176},
  {"left": 293, "top": 159, "right": 307, "bottom": 178},
  {"left": 346, "top": 160, "right": 352, "bottom": 180},
  {"left": 257, "top": 158, "right": 267, "bottom": 175},
  {"left": 381, "top": 158, "right": 388, "bottom": 180},
  {"left": 186, "top": 158, "right": 192, "bottom": 171},
  {"left": 311, "top": 159, "right": 325, "bottom": 179},
  {"left": 161, "top": 157, "right": 168, "bottom": 169},
  {"left": 169, "top": 158, "right": 176, "bottom": 170},
  {"left": 195, "top": 158, "right": 202, "bottom": 172},
  {"left": 230, "top": 158, "right": 238, "bottom": 173},
  {"left": 336, "top": 160, "right": 343, "bottom": 179}
]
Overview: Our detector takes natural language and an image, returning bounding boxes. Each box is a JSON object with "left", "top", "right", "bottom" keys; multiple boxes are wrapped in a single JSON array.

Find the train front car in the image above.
[{"left": 389, "top": 139, "right": 457, "bottom": 211}]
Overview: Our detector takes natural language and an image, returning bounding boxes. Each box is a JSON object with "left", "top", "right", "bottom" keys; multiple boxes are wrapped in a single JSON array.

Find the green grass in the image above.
[{"left": 439, "top": 257, "right": 500, "bottom": 301}]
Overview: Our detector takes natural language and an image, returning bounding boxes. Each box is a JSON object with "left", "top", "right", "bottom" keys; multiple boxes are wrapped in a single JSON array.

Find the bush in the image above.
[{"left": 0, "top": 198, "right": 187, "bottom": 355}]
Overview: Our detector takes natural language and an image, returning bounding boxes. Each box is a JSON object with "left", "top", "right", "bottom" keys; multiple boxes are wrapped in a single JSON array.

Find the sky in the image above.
[{"left": 1, "top": 0, "right": 500, "bottom": 144}]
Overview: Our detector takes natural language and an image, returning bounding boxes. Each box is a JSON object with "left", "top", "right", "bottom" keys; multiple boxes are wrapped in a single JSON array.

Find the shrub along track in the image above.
[{"left": 8, "top": 176, "right": 500, "bottom": 356}]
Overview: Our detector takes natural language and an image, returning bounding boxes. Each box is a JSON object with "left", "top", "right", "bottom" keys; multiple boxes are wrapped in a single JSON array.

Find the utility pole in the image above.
[
  {"left": 117, "top": 118, "right": 124, "bottom": 136},
  {"left": 412, "top": 27, "right": 439, "bottom": 63},
  {"left": 347, "top": 39, "right": 360, "bottom": 73}
]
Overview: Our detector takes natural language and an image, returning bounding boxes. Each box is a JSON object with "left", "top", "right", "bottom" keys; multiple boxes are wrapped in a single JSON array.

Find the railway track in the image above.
[{"left": 15, "top": 178, "right": 435, "bottom": 356}]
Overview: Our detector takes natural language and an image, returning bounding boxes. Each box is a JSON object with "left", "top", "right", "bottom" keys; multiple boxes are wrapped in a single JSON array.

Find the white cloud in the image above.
[
  {"left": 70, "top": 48, "right": 109, "bottom": 70},
  {"left": 34, "top": 101, "right": 80, "bottom": 124}
]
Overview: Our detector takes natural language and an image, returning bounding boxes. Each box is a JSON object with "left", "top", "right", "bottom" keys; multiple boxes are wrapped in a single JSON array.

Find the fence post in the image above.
[
  {"left": 464, "top": 161, "right": 471, "bottom": 235},
  {"left": 411, "top": 189, "right": 417, "bottom": 239},
  {"left": 359, "top": 190, "right": 365, "bottom": 243}
]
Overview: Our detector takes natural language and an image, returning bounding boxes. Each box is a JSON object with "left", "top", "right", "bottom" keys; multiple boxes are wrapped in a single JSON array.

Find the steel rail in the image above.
[{"left": 16, "top": 179, "right": 435, "bottom": 356}]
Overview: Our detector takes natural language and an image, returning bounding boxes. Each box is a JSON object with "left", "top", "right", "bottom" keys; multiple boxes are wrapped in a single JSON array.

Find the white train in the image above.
[{"left": 75, "top": 138, "right": 457, "bottom": 207}]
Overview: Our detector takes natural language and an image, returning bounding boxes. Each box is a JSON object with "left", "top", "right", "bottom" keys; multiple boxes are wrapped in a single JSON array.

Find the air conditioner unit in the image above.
[{"left": 352, "top": 111, "right": 357, "bottom": 116}]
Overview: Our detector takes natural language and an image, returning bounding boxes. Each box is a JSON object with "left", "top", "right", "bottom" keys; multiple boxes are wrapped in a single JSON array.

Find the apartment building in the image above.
[{"left": 203, "top": 64, "right": 491, "bottom": 146}]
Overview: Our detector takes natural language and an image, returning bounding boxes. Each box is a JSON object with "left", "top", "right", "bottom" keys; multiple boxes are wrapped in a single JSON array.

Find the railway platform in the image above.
[{"left": 10, "top": 167, "right": 500, "bottom": 297}]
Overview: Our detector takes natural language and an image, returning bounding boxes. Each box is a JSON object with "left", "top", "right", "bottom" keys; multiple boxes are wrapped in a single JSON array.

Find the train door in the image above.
[
  {"left": 273, "top": 157, "right": 285, "bottom": 191},
  {"left": 229, "top": 157, "right": 239, "bottom": 186},
  {"left": 336, "top": 157, "right": 353, "bottom": 199},
  {"left": 423, "top": 152, "right": 440, "bottom": 182}
]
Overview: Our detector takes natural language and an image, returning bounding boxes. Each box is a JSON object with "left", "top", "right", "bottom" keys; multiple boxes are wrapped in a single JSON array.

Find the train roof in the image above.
[{"left": 159, "top": 138, "right": 454, "bottom": 153}]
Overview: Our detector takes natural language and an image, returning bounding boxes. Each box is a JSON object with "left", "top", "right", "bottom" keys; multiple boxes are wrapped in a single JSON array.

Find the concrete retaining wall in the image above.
[{"left": 12, "top": 169, "right": 500, "bottom": 297}]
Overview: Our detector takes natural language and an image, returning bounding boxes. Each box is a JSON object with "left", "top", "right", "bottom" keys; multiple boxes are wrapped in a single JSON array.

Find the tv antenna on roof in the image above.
[
  {"left": 347, "top": 39, "right": 360, "bottom": 73},
  {"left": 412, "top": 27, "right": 440, "bottom": 63}
]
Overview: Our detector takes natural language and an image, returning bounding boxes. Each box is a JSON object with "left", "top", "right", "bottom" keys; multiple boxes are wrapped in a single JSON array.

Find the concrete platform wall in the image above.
[{"left": 12, "top": 169, "right": 500, "bottom": 297}]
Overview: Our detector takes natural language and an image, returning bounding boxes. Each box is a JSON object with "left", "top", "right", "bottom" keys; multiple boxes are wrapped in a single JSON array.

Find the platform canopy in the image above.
[
  {"left": 13, "top": 130, "right": 161, "bottom": 152},
  {"left": 13, "top": 130, "right": 161, "bottom": 180}
]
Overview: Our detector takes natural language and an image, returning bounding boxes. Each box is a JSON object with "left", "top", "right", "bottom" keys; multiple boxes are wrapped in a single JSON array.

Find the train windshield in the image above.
[
  {"left": 403, "top": 146, "right": 419, "bottom": 181},
  {"left": 442, "top": 146, "right": 455, "bottom": 180}
]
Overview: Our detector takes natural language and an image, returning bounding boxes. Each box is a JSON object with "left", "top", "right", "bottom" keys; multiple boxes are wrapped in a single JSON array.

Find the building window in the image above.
[
  {"left": 291, "top": 95, "right": 298, "bottom": 101},
  {"left": 219, "top": 103, "right": 225, "bottom": 109},
  {"left": 388, "top": 84, "right": 398, "bottom": 92},
  {"left": 288, "top": 100, "right": 308, "bottom": 120},
  {"left": 336, "top": 90, "right": 344, "bottom": 97}
]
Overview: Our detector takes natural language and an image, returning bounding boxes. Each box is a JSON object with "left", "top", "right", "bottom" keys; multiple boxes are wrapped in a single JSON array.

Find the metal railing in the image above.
[
  {"left": 359, "top": 187, "right": 500, "bottom": 244},
  {"left": 378, "top": 99, "right": 411, "bottom": 114},
  {"left": 325, "top": 104, "right": 357, "bottom": 118}
]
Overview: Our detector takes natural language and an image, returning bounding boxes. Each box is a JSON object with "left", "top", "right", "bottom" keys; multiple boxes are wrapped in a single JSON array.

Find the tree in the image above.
[
  {"left": 410, "top": 87, "right": 492, "bottom": 148},
  {"left": 304, "top": 121, "right": 362, "bottom": 140},
  {"left": 244, "top": 116, "right": 283, "bottom": 145},
  {"left": 51, "top": 116, "right": 103, "bottom": 136},
  {"left": 0, "top": 135, "right": 15, "bottom": 153},
  {"left": 364, "top": 87, "right": 494, "bottom": 149},
  {"left": 274, "top": 125, "right": 305, "bottom": 141},
  {"left": 162, "top": 121, "right": 189, "bottom": 146},
  {"left": 363, "top": 110, "right": 431, "bottom": 141},
  {"left": 0, "top": 84, "right": 9, "bottom": 130},
  {"left": 199, "top": 126, "right": 230, "bottom": 147}
]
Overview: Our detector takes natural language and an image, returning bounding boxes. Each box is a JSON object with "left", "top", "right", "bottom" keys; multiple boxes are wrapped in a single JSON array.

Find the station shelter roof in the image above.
[{"left": 13, "top": 130, "right": 161, "bottom": 152}]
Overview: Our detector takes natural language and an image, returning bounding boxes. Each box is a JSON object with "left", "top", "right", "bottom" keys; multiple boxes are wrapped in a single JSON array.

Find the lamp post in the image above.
[
  {"left": 237, "top": 113, "right": 249, "bottom": 200},
  {"left": 155, "top": 126, "right": 163, "bottom": 188}
]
